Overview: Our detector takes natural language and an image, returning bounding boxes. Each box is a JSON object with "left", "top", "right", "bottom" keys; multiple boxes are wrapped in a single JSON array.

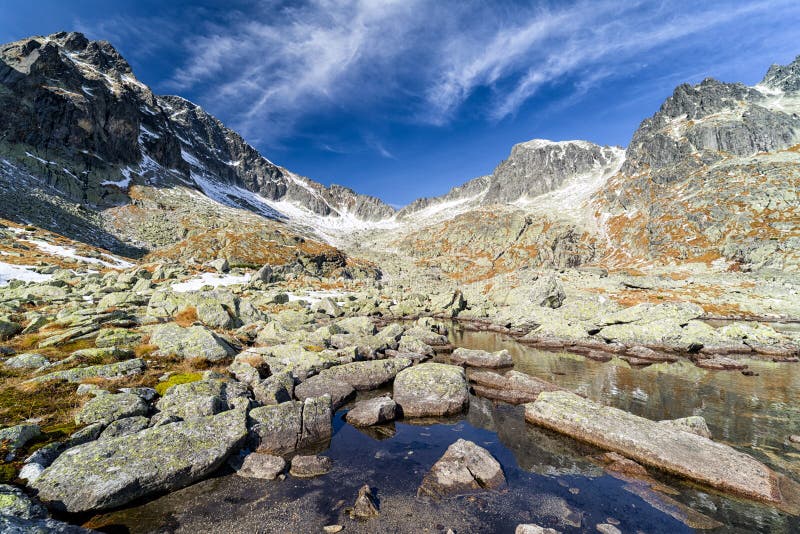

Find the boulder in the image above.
[
  {"left": 345, "top": 396, "right": 396, "bottom": 427},
  {"left": 230, "top": 452, "right": 286, "bottom": 480},
  {"left": 0, "top": 424, "right": 40, "bottom": 455},
  {"left": 32, "top": 409, "right": 247, "bottom": 512},
  {"left": 417, "top": 439, "right": 506, "bottom": 499},
  {"left": 251, "top": 264, "right": 274, "bottom": 284},
  {"left": 3, "top": 353, "right": 49, "bottom": 369},
  {"left": 450, "top": 347, "right": 513, "bottom": 368},
  {"left": 0, "top": 318, "right": 22, "bottom": 340},
  {"left": 27, "top": 358, "right": 146, "bottom": 383},
  {"left": 156, "top": 379, "right": 247, "bottom": 420},
  {"left": 524, "top": 391, "right": 800, "bottom": 510},
  {"left": 295, "top": 374, "right": 355, "bottom": 410},
  {"left": 289, "top": 455, "right": 332, "bottom": 478},
  {"left": 530, "top": 275, "right": 566, "bottom": 309},
  {"left": 313, "top": 297, "right": 343, "bottom": 317},
  {"left": 469, "top": 370, "right": 563, "bottom": 404},
  {"left": 249, "top": 396, "right": 332, "bottom": 454},
  {"left": 209, "top": 258, "right": 230, "bottom": 273},
  {"left": 252, "top": 371, "right": 294, "bottom": 405},
  {"left": 393, "top": 363, "right": 469, "bottom": 417},
  {"left": 75, "top": 393, "right": 148, "bottom": 425},
  {"left": 150, "top": 323, "right": 235, "bottom": 361},
  {"left": 0, "top": 483, "right": 47, "bottom": 519},
  {"left": 94, "top": 328, "right": 142, "bottom": 348},
  {"left": 99, "top": 416, "right": 150, "bottom": 440},
  {"left": 322, "top": 358, "right": 413, "bottom": 391},
  {"left": 658, "top": 415, "right": 712, "bottom": 439}
]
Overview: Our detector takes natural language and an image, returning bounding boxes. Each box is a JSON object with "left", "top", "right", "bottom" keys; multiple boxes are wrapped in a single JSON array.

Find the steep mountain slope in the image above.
[
  {"left": 0, "top": 32, "right": 394, "bottom": 261},
  {"left": 596, "top": 57, "right": 800, "bottom": 271}
]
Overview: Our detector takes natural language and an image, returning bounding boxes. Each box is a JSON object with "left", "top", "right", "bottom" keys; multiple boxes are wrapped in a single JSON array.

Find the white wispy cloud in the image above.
[{"left": 79, "top": 0, "right": 800, "bottom": 149}]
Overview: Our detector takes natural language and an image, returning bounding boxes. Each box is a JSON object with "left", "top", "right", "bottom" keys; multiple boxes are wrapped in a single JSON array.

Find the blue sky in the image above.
[{"left": 1, "top": 1, "right": 799, "bottom": 205}]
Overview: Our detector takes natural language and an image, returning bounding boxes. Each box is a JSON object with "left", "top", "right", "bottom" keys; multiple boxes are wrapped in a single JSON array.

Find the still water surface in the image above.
[{"left": 84, "top": 326, "right": 800, "bottom": 533}]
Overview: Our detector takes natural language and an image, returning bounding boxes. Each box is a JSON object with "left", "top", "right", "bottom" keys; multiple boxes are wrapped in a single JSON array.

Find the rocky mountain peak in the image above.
[{"left": 760, "top": 54, "right": 800, "bottom": 92}]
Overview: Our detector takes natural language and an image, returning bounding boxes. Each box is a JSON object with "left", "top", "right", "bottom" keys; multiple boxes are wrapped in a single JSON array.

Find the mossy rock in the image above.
[{"left": 155, "top": 372, "right": 203, "bottom": 396}]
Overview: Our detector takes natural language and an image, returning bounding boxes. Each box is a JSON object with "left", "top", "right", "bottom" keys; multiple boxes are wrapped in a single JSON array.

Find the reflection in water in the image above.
[{"left": 82, "top": 325, "right": 800, "bottom": 533}]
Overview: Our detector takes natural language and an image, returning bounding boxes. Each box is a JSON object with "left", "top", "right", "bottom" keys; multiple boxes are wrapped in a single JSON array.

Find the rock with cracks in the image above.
[
  {"left": 524, "top": 391, "right": 800, "bottom": 512},
  {"left": 394, "top": 363, "right": 469, "bottom": 417},
  {"left": 32, "top": 409, "right": 247, "bottom": 513}
]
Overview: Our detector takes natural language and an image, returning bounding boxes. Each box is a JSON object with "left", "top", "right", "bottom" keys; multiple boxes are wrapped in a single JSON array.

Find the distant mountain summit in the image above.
[{"left": 1, "top": 31, "right": 798, "bottom": 273}]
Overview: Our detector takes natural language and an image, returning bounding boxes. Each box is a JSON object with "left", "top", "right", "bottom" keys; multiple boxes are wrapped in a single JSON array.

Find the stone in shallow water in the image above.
[
  {"left": 524, "top": 391, "right": 800, "bottom": 511},
  {"left": 32, "top": 409, "right": 247, "bottom": 513},
  {"left": 248, "top": 396, "right": 332, "bottom": 454},
  {"left": 469, "top": 370, "right": 563, "bottom": 404},
  {"left": 417, "top": 438, "right": 506, "bottom": 499},
  {"left": 230, "top": 451, "right": 286, "bottom": 480},
  {"left": 450, "top": 347, "right": 513, "bottom": 368},
  {"left": 289, "top": 455, "right": 332, "bottom": 478},
  {"left": 515, "top": 525, "right": 560, "bottom": 534},
  {"left": 345, "top": 396, "right": 396, "bottom": 427},
  {"left": 393, "top": 363, "right": 468, "bottom": 418},
  {"left": 658, "top": 415, "right": 712, "bottom": 439},
  {"left": 348, "top": 484, "right": 379, "bottom": 520}
]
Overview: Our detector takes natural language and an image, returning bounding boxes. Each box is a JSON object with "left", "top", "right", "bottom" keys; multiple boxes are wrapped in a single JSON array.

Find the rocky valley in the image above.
[{"left": 1, "top": 31, "right": 799, "bottom": 533}]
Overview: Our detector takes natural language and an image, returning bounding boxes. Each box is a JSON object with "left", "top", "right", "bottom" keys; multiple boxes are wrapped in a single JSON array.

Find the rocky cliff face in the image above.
[
  {"left": 596, "top": 55, "right": 800, "bottom": 271},
  {"left": 0, "top": 32, "right": 394, "bottom": 237}
]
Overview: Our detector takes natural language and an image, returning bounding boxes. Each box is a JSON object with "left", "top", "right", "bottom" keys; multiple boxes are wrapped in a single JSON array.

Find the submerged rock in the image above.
[
  {"left": 394, "top": 363, "right": 469, "bottom": 417},
  {"left": 32, "top": 409, "right": 247, "bottom": 513},
  {"left": 289, "top": 454, "right": 332, "bottom": 478},
  {"left": 418, "top": 439, "right": 506, "bottom": 499},
  {"left": 524, "top": 391, "right": 800, "bottom": 510}
]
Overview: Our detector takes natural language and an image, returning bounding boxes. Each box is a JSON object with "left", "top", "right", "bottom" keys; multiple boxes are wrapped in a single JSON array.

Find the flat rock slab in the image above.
[
  {"left": 32, "top": 409, "right": 247, "bottom": 513},
  {"left": 418, "top": 438, "right": 506, "bottom": 499},
  {"left": 322, "top": 357, "right": 412, "bottom": 391},
  {"left": 394, "top": 363, "right": 468, "bottom": 417},
  {"left": 231, "top": 452, "right": 286, "bottom": 480},
  {"left": 345, "top": 396, "right": 396, "bottom": 427},
  {"left": 524, "top": 391, "right": 799, "bottom": 510},
  {"left": 469, "top": 370, "right": 563, "bottom": 404},
  {"left": 695, "top": 356, "right": 748, "bottom": 370},
  {"left": 294, "top": 374, "right": 355, "bottom": 410},
  {"left": 450, "top": 347, "right": 513, "bottom": 368}
]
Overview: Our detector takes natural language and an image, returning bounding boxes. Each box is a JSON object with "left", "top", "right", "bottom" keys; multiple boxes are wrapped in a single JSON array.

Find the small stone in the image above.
[
  {"left": 515, "top": 525, "right": 560, "bottom": 534},
  {"left": 418, "top": 439, "right": 505, "bottom": 499},
  {"left": 289, "top": 455, "right": 333, "bottom": 478},
  {"left": 349, "top": 484, "right": 379, "bottom": 520},
  {"left": 596, "top": 524, "right": 621, "bottom": 534},
  {"left": 230, "top": 452, "right": 286, "bottom": 480},
  {"left": 323, "top": 526, "right": 343, "bottom": 533},
  {"left": 789, "top": 435, "right": 800, "bottom": 444}
]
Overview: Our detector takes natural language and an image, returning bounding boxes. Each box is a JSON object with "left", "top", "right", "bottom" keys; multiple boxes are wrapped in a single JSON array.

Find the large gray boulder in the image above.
[
  {"left": 248, "top": 395, "right": 332, "bottom": 454},
  {"left": 150, "top": 323, "right": 236, "bottom": 361},
  {"left": 0, "top": 424, "right": 41, "bottom": 453},
  {"left": 155, "top": 379, "right": 248, "bottom": 420},
  {"left": 32, "top": 409, "right": 247, "bottom": 513},
  {"left": 524, "top": 391, "right": 800, "bottom": 511},
  {"left": 294, "top": 373, "right": 355, "bottom": 410},
  {"left": 393, "top": 363, "right": 469, "bottom": 417},
  {"left": 28, "top": 358, "right": 145, "bottom": 383},
  {"left": 74, "top": 393, "right": 148, "bottom": 425},
  {"left": 321, "top": 357, "right": 413, "bottom": 391},
  {"left": 529, "top": 274, "right": 566, "bottom": 309},
  {"left": 3, "top": 353, "right": 49, "bottom": 369},
  {"left": 417, "top": 439, "right": 506, "bottom": 499}
]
